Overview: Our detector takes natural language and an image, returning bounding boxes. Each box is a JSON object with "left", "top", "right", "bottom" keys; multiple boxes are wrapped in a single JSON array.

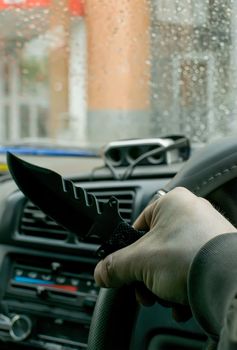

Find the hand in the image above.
[{"left": 94, "top": 187, "right": 236, "bottom": 310}]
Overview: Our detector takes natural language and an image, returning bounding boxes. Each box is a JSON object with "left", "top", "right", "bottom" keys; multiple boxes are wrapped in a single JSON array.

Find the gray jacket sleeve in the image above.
[{"left": 188, "top": 233, "right": 237, "bottom": 344}]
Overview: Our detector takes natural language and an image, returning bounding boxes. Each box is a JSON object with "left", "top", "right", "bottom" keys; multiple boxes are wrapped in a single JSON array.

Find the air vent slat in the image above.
[
  {"left": 119, "top": 209, "right": 133, "bottom": 214},
  {"left": 21, "top": 218, "right": 36, "bottom": 223},
  {"left": 19, "top": 187, "right": 136, "bottom": 244},
  {"left": 90, "top": 191, "right": 134, "bottom": 197},
  {"left": 96, "top": 199, "right": 133, "bottom": 204},
  {"left": 21, "top": 225, "right": 67, "bottom": 235},
  {"left": 22, "top": 217, "right": 59, "bottom": 226}
]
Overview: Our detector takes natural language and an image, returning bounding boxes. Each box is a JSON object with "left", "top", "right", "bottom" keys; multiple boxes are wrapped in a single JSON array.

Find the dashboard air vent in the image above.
[
  {"left": 20, "top": 201, "right": 68, "bottom": 241},
  {"left": 19, "top": 187, "right": 136, "bottom": 242}
]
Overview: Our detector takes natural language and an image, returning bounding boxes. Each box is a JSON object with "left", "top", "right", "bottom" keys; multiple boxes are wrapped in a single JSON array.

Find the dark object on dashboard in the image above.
[
  {"left": 7, "top": 152, "right": 145, "bottom": 258},
  {"left": 103, "top": 135, "right": 190, "bottom": 167}
]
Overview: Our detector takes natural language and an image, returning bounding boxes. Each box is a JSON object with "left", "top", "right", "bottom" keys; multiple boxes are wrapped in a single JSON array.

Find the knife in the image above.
[{"left": 7, "top": 152, "right": 145, "bottom": 258}]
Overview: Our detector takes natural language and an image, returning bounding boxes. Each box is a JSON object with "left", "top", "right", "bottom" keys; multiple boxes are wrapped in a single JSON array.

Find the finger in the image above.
[
  {"left": 133, "top": 202, "right": 155, "bottom": 231},
  {"left": 94, "top": 244, "right": 139, "bottom": 288},
  {"left": 133, "top": 211, "right": 149, "bottom": 231}
]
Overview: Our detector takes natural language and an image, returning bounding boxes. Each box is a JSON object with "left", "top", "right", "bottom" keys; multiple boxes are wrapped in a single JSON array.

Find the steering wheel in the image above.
[{"left": 87, "top": 137, "right": 237, "bottom": 350}]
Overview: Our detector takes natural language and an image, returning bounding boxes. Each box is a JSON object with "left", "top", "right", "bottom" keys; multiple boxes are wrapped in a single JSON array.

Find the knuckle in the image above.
[
  {"left": 172, "top": 187, "right": 197, "bottom": 203},
  {"left": 158, "top": 187, "right": 200, "bottom": 215},
  {"left": 143, "top": 202, "right": 155, "bottom": 223},
  {"left": 159, "top": 187, "right": 191, "bottom": 206},
  {"left": 95, "top": 255, "right": 114, "bottom": 287},
  {"left": 199, "top": 197, "right": 212, "bottom": 206},
  {"left": 157, "top": 192, "right": 170, "bottom": 206},
  {"left": 103, "top": 255, "right": 114, "bottom": 286},
  {"left": 173, "top": 187, "right": 191, "bottom": 196}
]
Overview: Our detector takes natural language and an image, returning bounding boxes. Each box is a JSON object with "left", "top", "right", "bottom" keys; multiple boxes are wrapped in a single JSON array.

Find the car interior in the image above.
[
  {"left": 0, "top": 0, "right": 237, "bottom": 349},
  {"left": 0, "top": 137, "right": 203, "bottom": 350},
  {"left": 0, "top": 135, "right": 236, "bottom": 349}
]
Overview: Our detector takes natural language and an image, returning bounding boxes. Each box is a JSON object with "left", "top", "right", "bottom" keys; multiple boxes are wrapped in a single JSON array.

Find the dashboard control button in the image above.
[
  {"left": 15, "top": 269, "right": 23, "bottom": 277},
  {"left": 70, "top": 279, "right": 79, "bottom": 287},
  {"left": 42, "top": 274, "right": 52, "bottom": 281},
  {"left": 56, "top": 277, "right": 66, "bottom": 284},
  {"left": 27, "top": 271, "right": 37, "bottom": 279},
  {"left": 51, "top": 262, "right": 62, "bottom": 274}
]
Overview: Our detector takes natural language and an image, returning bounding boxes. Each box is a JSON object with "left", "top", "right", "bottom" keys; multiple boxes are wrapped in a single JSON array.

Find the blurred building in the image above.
[
  {"left": 0, "top": 0, "right": 86, "bottom": 144},
  {"left": 0, "top": 0, "right": 151, "bottom": 146},
  {"left": 150, "top": 0, "right": 235, "bottom": 143}
]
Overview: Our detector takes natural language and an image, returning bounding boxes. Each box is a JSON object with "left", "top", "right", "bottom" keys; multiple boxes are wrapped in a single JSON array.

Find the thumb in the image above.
[
  {"left": 133, "top": 202, "right": 156, "bottom": 231},
  {"left": 94, "top": 244, "right": 139, "bottom": 288}
]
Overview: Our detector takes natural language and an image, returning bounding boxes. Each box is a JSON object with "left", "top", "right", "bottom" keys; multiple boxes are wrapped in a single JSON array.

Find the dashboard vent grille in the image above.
[
  {"left": 20, "top": 201, "right": 68, "bottom": 241},
  {"left": 19, "top": 187, "right": 136, "bottom": 242}
]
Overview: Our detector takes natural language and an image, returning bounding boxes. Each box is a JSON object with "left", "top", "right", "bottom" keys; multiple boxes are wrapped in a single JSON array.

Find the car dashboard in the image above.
[{"left": 0, "top": 167, "right": 207, "bottom": 350}]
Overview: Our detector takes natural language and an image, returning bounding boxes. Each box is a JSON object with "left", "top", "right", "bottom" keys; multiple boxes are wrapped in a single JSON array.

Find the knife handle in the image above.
[{"left": 96, "top": 222, "right": 145, "bottom": 259}]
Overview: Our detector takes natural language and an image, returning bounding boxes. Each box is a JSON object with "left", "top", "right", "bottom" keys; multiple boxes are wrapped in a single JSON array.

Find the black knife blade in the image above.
[
  {"left": 7, "top": 152, "right": 100, "bottom": 237},
  {"left": 7, "top": 152, "right": 145, "bottom": 258}
]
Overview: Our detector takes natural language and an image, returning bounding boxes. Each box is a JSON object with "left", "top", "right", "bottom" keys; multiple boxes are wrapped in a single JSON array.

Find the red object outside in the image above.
[
  {"left": 70, "top": 0, "right": 84, "bottom": 16},
  {"left": 0, "top": 0, "right": 84, "bottom": 16}
]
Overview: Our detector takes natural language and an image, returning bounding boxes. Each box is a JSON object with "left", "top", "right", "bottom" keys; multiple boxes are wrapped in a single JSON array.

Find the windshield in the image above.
[{"left": 0, "top": 0, "right": 236, "bottom": 148}]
